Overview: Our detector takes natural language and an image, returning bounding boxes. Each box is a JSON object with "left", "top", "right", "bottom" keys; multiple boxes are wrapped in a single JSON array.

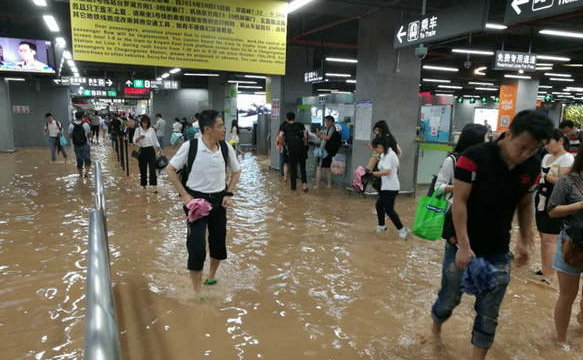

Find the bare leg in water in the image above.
[{"left": 189, "top": 270, "right": 203, "bottom": 294}]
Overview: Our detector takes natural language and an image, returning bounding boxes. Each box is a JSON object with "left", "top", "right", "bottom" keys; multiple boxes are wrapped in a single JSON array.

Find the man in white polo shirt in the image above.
[{"left": 166, "top": 109, "right": 241, "bottom": 294}]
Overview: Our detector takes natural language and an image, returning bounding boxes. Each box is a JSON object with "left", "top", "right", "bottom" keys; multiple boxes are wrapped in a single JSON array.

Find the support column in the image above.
[
  {"left": 0, "top": 79, "right": 15, "bottom": 152},
  {"left": 355, "top": 10, "right": 422, "bottom": 193}
]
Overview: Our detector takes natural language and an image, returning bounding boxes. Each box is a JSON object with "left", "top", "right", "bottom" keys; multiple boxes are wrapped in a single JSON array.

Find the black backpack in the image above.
[
  {"left": 178, "top": 139, "right": 229, "bottom": 188},
  {"left": 325, "top": 129, "right": 341, "bottom": 157},
  {"left": 72, "top": 123, "right": 87, "bottom": 146},
  {"left": 284, "top": 124, "right": 305, "bottom": 155}
]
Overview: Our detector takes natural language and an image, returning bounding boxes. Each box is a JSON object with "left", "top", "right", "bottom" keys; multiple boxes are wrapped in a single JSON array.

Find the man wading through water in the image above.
[
  {"left": 430, "top": 110, "right": 554, "bottom": 360},
  {"left": 166, "top": 110, "right": 241, "bottom": 295}
]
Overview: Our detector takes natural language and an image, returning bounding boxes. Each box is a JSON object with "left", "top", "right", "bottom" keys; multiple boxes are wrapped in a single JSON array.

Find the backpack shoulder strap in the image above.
[
  {"left": 187, "top": 138, "right": 198, "bottom": 172},
  {"left": 218, "top": 140, "right": 229, "bottom": 169}
]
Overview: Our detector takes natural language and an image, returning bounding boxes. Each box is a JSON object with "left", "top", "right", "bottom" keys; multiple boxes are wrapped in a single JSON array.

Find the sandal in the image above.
[{"left": 204, "top": 278, "right": 217, "bottom": 285}]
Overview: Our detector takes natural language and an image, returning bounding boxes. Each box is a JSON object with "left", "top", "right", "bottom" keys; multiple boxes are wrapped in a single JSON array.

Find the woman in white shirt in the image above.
[
  {"left": 535, "top": 129, "right": 574, "bottom": 285},
  {"left": 229, "top": 120, "right": 243, "bottom": 156},
  {"left": 434, "top": 124, "right": 489, "bottom": 206},
  {"left": 133, "top": 115, "right": 163, "bottom": 191},
  {"left": 371, "top": 137, "right": 410, "bottom": 239}
]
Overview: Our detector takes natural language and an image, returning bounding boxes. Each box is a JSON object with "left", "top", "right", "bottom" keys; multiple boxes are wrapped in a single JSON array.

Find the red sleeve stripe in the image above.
[{"left": 456, "top": 156, "right": 478, "bottom": 173}]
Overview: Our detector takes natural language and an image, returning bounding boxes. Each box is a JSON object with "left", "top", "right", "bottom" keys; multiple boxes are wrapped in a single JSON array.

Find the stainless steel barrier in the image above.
[{"left": 85, "top": 161, "right": 122, "bottom": 360}]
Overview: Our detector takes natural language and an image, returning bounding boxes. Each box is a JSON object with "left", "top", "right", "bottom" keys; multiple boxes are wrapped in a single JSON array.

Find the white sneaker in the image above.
[
  {"left": 398, "top": 227, "right": 410, "bottom": 240},
  {"left": 376, "top": 225, "right": 387, "bottom": 233}
]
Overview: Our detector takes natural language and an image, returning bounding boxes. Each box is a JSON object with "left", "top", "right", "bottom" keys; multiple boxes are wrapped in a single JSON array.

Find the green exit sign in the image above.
[
  {"left": 469, "top": 98, "right": 476, "bottom": 104},
  {"left": 457, "top": 97, "right": 463, "bottom": 104},
  {"left": 133, "top": 79, "right": 145, "bottom": 88},
  {"left": 82, "top": 89, "right": 92, "bottom": 96},
  {"left": 544, "top": 94, "right": 553, "bottom": 102},
  {"left": 481, "top": 97, "right": 487, "bottom": 103},
  {"left": 107, "top": 90, "right": 117, "bottom": 97}
]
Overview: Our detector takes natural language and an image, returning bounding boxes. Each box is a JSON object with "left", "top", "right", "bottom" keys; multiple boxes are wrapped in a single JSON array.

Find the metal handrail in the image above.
[{"left": 84, "top": 161, "right": 122, "bottom": 360}]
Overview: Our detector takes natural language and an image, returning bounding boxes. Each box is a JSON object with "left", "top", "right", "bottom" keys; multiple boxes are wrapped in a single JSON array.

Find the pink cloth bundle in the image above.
[{"left": 186, "top": 198, "right": 213, "bottom": 222}]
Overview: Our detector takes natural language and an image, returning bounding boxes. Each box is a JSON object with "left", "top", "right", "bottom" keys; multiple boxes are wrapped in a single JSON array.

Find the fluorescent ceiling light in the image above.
[
  {"left": 254, "top": 92, "right": 266, "bottom": 95},
  {"left": 161, "top": 73, "right": 170, "bottom": 79},
  {"left": 5, "top": 78, "right": 25, "bottom": 81},
  {"left": 287, "top": 0, "right": 315, "bottom": 14},
  {"left": 67, "top": 60, "right": 75, "bottom": 67},
  {"left": 423, "top": 65, "right": 459, "bottom": 72},
  {"left": 435, "top": 93, "right": 454, "bottom": 97},
  {"left": 184, "top": 73, "right": 219, "bottom": 76},
  {"left": 463, "top": 95, "right": 481, "bottom": 98},
  {"left": 504, "top": 74, "right": 531, "bottom": 79},
  {"left": 43, "top": 15, "right": 60, "bottom": 32},
  {"left": 537, "top": 55, "right": 570, "bottom": 62},
  {"left": 238, "top": 85, "right": 263, "bottom": 89},
  {"left": 244, "top": 75, "right": 267, "bottom": 79},
  {"left": 550, "top": 78, "right": 575, "bottom": 82},
  {"left": 325, "top": 57, "right": 358, "bottom": 63},
  {"left": 552, "top": 92, "right": 571, "bottom": 95},
  {"left": 346, "top": 79, "right": 356, "bottom": 84},
  {"left": 156, "top": 77, "right": 162, "bottom": 81},
  {"left": 169, "top": 68, "right": 181, "bottom": 74},
  {"left": 539, "top": 85, "right": 553, "bottom": 89},
  {"left": 32, "top": 0, "right": 47, "bottom": 6},
  {"left": 438, "top": 85, "right": 463, "bottom": 89},
  {"left": 317, "top": 89, "right": 335, "bottom": 92},
  {"left": 452, "top": 48, "right": 494, "bottom": 56},
  {"left": 55, "top": 37, "right": 66, "bottom": 48},
  {"left": 536, "top": 67, "right": 553, "bottom": 71},
  {"left": 540, "top": 29, "right": 583, "bottom": 39},
  {"left": 485, "top": 23, "right": 507, "bottom": 30},
  {"left": 63, "top": 51, "right": 72, "bottom": 60},
  {"left": 475, "top": 87, "right": 499, "bottom": 91},
  {"left": 325, "top": 73, "right": 351, "bottom": 78},
  {"left": 333, "top": 91, "right": 353, "bottom": 94},
  {"left": 545, "top": 72, "right": 571, "bottom": 77},
  {"left": 423, "top": 78, "right": 451, "bottom": 83},
  {"left": 564, "top": 64, "right": 583, "bottom": 67},
  {"left": 469, "top": 81, "right": 494, "bottom": 86},
  {"left": 228, "top": 80, "right": 256, "bottom": 84},
  {"left": 565, "top": 87, "right": 583, "bottom": 92},
  {"left": 474, "top": 66, "right": 487, "bottom": 76},
  {"left": 537, "top": 63, "right": 553, "bottom": 67}
]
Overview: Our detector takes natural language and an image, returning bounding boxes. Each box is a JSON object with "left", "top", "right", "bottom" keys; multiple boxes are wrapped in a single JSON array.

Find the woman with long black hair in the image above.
[
  {"left": 133, "top": 115, "right": 163, "bottom": 191},
  {"left": 366, "top": 120, "right": 401, "bottom": 170}
]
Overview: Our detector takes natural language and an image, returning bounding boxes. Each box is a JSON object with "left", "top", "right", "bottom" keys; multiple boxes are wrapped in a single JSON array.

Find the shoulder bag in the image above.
[{"left": 562, "top": 174, "right": 583, "bottom": 268}]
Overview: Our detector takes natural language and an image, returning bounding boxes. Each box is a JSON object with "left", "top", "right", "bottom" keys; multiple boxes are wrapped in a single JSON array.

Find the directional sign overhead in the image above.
[
  {"left": 493, "top": 51, "right": 537, "bottom": 71},
  {"left": 505, "top": 0, "right": 583, "bottom": 24},
  {"left": 393, "top": 0, "right": 488, "bottom": 49}
]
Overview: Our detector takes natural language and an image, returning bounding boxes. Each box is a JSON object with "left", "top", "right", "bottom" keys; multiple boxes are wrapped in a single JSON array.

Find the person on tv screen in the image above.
[{"left": 16, "top": 41, "right": 53, "bottom": 72}]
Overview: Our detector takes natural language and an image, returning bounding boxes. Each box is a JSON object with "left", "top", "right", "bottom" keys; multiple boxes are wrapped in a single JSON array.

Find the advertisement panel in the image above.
[
  {"left": 497, "top": 83, "right": 518, "bottom": 132},
  {"left": 70, "top": 0, "right": 287, "bottom": 75}
]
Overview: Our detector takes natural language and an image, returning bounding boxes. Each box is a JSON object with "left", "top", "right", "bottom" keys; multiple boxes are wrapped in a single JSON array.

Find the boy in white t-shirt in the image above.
[{"left": 371, "top": 137, "right": 410, "bottom": 239}]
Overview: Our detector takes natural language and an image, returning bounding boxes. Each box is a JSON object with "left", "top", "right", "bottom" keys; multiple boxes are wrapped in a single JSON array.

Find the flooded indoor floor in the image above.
[{"left": 1, "top": 144, "right": 583, "bottom": 360}]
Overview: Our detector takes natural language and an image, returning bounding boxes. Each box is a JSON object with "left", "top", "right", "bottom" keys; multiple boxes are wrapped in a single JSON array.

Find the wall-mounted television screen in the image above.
[{"left": 0, "top": 37, "right": 55, "bottom": 74}]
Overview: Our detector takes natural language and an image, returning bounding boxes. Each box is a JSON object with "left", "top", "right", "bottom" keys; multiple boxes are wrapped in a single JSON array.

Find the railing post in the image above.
[
  {"left": 125, "top": 139, "right": 130, "bottom": 177},
  {"left": 119, "top": 137, "right": 125, "bottom": 171}
]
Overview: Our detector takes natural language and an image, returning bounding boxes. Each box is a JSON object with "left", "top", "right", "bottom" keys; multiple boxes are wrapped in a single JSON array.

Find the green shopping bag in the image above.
[{"left": 413, "top": 192, "right": 448, "bottom": 241}]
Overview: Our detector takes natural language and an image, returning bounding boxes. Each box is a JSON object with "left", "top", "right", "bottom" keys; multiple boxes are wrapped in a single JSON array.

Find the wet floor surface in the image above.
[{"left": 1, "top": 144, "right": 583, "bottom": 360}]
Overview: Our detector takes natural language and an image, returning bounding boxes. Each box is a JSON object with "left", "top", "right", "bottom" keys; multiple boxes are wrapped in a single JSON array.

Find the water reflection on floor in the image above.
[{"left": 1, "top": 144, "right": 583, "bottom": 360}]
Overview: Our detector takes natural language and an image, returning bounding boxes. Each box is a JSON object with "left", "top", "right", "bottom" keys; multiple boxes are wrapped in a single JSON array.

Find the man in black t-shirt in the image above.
[
  {"left": 280, "top": 112, "right": 308, "bottom": 191},
  {"left": 431, "top": 110, "right": 554, "bottom": 360}
]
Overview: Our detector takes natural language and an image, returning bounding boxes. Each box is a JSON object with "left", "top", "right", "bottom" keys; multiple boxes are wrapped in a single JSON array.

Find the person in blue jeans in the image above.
[{"left": 431, "top": 110, "right": 554, "bottom": 360}]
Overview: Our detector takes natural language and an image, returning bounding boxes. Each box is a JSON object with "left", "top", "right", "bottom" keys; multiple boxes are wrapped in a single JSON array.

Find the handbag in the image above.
[
  {"left": 562, "top": 174, "right": 583, "bottom": 268},
  {"left": 59, "top": 133, "right": 68, "bottom": 147},
  {"left": 131, "top": 148, "right": 141, "bottom": 159},
  {"left": 313, "top": 148, "right": 328, "bottom": 159},
  {"left": 156, "top": 155, "right": 169, "bottom": 169},
  {"left": 413, "top": 191, "right": 448, "bottom": 241}
]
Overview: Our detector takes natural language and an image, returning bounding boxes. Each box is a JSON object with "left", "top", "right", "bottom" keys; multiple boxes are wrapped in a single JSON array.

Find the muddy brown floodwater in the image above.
[{"left": 1, "top": 144, "right": 583, "bottom": 360}]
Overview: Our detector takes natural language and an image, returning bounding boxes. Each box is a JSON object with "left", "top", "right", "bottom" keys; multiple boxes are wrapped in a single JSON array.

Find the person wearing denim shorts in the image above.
[
  {"left": 431, "top": 111, "right": 554, "bottom": 360},
  {"left": 547, "top": 169, "right": 583, "bottom": 344}
]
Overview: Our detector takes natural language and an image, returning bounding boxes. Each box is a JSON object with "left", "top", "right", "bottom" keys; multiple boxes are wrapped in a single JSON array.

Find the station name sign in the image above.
[
  {"left": 493, "top": 51, "right": 537, "bottom": 71},
  {"left": 393, "top": 0, "right": 488, "bottom": 49},
  {"left": 505, "top": 0, "right": 583, "bottom": 24}
]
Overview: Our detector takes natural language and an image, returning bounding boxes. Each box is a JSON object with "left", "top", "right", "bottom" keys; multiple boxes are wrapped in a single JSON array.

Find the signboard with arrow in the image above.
[
  {"left": 505, "top": 0, "right": 583, "bottom": 24},
  {"left": 393, "top": 0, "right": 488, "bottom": 49}
]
